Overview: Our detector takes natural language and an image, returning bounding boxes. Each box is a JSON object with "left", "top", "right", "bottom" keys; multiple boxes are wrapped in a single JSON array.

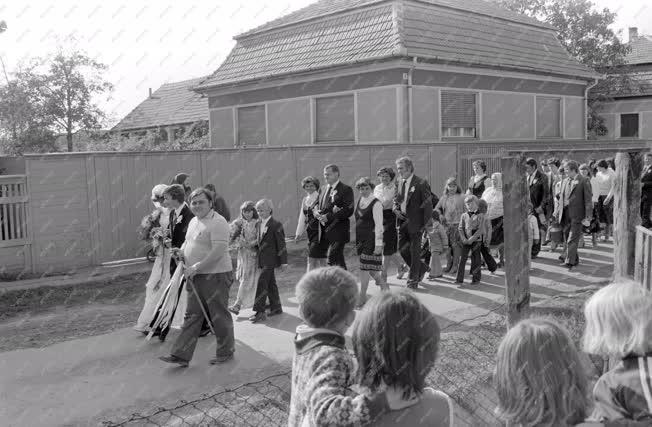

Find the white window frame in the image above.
[{"left": 440, "top": 90, "right": 479, "bottom": 139}]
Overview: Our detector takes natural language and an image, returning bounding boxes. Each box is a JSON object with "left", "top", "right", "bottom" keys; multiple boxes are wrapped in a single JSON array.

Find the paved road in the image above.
[{"left": 0, "top": 243, "right": 613, "bottom": 426}]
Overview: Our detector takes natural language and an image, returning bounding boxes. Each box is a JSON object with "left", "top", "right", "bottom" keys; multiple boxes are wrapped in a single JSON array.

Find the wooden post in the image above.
[
  {"left": 501, "top": 155, "right": 531, "bottom": 328},
  {"left": 613, "top": 152, "right": 643, "bottom": 279}
]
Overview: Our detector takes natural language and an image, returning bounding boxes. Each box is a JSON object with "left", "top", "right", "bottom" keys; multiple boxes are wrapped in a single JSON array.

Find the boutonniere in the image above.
[
  {"left": 176, "top": 215, "right": 183, "bottom": 225},
  {"left": 533, "top": 179, "right": 538, "bottom": 184},
  {"left": 409, "top": 186, "right": 415, "bottom": 193},
  {"left": 330, "top": 190, "right": 337, "bottom": 201},
  {"left": 262, "top": 226, "right": 268, "bottom": 235}
]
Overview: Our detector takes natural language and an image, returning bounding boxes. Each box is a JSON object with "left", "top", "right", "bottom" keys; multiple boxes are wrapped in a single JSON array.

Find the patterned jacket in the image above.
[
  {"left": 589, "top": 354, "right": 652, "bottom": 423},
  {"left": 288, "top": 325, "right": 388, "bottom": 427},
  {"left": 427, "top": 223, "right": 449, "bottom": 253}
]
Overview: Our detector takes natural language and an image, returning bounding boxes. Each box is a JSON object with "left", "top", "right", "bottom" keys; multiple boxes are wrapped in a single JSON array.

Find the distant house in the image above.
[
  {"left": 598, "top": 27, "right": 652, "bottom": 140},
  {"left": 194, "top": 0, "right": 599, "bottom": 148},
  {"left": 112, "top": 77, "right": 209, "bottom": 142}
]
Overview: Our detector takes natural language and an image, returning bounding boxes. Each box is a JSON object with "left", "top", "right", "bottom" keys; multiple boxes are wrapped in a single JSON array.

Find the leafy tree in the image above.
[
  {"left": 37, "top": 51, "right": 113, "bottom": 152},
  {"left": 495, "top": 0, "right": 633, "bottom": 137}
]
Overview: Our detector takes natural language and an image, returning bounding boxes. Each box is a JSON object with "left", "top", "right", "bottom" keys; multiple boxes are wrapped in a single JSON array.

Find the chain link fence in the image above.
[{"left": 104, "top": 290, "right": 600, "bottom": 427}]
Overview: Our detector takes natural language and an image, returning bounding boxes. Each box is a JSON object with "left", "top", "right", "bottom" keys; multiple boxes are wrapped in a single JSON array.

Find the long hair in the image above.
[
  {"left": 352, "top": 290, "right": 440, "bottom": 400},
  {"left": 582, "top": 280, "right": 652, "bottom": 357},
  {"left": 443, "top": 177, "right": 462, "bottom": 196},
  {"left": 495, "top": 318, "right": 588, "bottom": 427}
]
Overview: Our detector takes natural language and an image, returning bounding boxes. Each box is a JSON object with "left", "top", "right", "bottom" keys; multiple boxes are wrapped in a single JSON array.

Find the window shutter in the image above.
[
  {"left": 620, "top": 114, "right": 639, "bottom": 138},
  {"left": 238, "top": 105, "right": 266, "bottom": 146},
  {"left": 441, "top": 92, "right": 476, "bottom": 128},
  {"left": 536, "top": 97, "right": 561, "bottom": 138},
  {"left": 316, "top": 95, "right": 355, "bottom": 142}
]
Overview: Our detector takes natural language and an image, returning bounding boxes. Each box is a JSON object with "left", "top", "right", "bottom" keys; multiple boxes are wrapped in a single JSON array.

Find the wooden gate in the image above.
[{"left": 0, "top": 175, "right": 31, "bottom": 274}]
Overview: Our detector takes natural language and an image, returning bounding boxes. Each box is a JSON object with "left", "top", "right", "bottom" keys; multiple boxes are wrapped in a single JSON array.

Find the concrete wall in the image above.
[
  {"left": 599, "top": 98, "right": 652, "bottom": 139},
  {"left": 481, "top": 93, "right": 534, "bottom": 140}
]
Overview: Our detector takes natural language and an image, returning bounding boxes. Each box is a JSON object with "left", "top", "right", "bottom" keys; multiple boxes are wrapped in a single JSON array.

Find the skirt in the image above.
[
  {"left": 489, "top": 217, "right": 504, "bottom": 246},
  {"left": 308, "top": 230, "right": 328, "bottom": 259},
  {"left": 357, "top": 238, "right": 383, "bottom": 271},
  {"left": 382, "top": 209, "right": 398, "bottom": 255},
  {"left": 596, "top": 195, "right": 613, "bottom": 225}
]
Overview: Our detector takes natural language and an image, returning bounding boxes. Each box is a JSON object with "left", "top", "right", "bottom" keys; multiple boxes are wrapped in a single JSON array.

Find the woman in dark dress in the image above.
[
  {"left": 354, "top": 177, "right": 388, "bottom": 308},
  {"left": 373, "top": 167, "right": 408, "bottom": 281},
  {"left": 295, "top": 176, "right": 327, "bottom": 272},
  {"left": 467, "top": 160, "right": 491, "bottom": 198}
]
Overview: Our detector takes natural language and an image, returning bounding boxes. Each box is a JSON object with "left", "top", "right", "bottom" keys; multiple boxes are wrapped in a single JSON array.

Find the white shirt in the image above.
[
  {"left": 373, "top": 183, "right": 396, "bottom": 210},
  {"left": 400, "top": 174, "right": 414, "bottom": 213},
  {"left": 359, "top": 195, "right": 384, "bottom": 247},
  {"left": 173, "top": 202, "right": 187, "bottom": 218},
  {"left": 295, "top": 192, "right": 319, "bottom": 237},
  {"left": 595, "top": 169, "right": 615, "bottom": 197},
  {"left": 183, "top": 210, "right": 231, "bottom": 274},
  {"left": 321, "top": 180, "right": 340, "bottom": 207},
  {"left": 259, "top": 216, "right": 271, "bottom": 240}
]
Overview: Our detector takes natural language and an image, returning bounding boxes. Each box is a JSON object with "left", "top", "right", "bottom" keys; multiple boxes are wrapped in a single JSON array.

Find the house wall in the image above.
[
  {"left": 0, "top": 157, "right": 26, "bottom": 175},
  {"left": 599, "top": 98, "right": 652, "bottom": 139},
  {"left": 564, "top": 97, "right": 585, "bottom": 139},
  {"left": 209, "top": 109, "right": 235, "bottom": 148},
  {"left": 267, "top": 99, "right": 311, "bottom": 146},
  {"left": 480, "top": 92, "right": 534, "bottom": 140},
  {"left": 357, "top": 88, "right": 398, "bottom": 142}
]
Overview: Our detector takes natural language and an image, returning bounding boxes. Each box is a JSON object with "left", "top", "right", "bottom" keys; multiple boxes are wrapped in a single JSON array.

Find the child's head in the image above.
[
  {"left": 295, "top": 267, "right": 358, "bottom": 332},
  {"left": 431, "top": 210, "right": 441, "bottom": 223},
  {"left": 477, "top": 199, "right": 488, "bottom": 214},
  {"left": 352, "top": 290, "right": 440, "bottom": 398},
  {"left": 526, "top": 201, "right": 534, "bottom": 214},
  {"left": 495, "top": 318, "right": 588, "bottom": 427},
  {"left": 464, "top": 195, "right": 479, "bottom": 212},
  {"left": 444, "top": 177, "right": 462, "bottom": 195},
  {"left": 582, "top": 280, "right": 652, "bottom": 358}
]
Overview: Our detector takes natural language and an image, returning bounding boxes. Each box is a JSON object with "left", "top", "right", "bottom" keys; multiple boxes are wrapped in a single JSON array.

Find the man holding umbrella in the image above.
[{"left": 159, "top": 187, "right": 235, "bottom": 367}]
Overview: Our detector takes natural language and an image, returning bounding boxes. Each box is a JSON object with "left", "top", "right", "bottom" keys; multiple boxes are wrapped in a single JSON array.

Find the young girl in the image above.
[
  {"left": 456, "top": 195, "right": 483, "bottom": 284},
  {"left": 352, "top": 290, "right": 453, "bottom": 426},
  {"left": 427, "top": 210, "right": 448, "bottom": 280},
  {"left": 582, "top": 281, "right": 652, "bottom": 423},
  {"left": 227, "top": 201, "right": 261, "bottom": 315},
  {"left": 495, "top": 318, "right": 589, "bottom": 427},
  {"left": 435, "top": 178, "right": 465, "bottom": 275},
  {"left": 527, "top": 202, "right": 540, "bottom": 270}
]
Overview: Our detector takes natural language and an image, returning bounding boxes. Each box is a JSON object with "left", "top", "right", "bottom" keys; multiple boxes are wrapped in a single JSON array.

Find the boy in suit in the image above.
[{"left": 250, "top": 199, "right": 288, "bottom": 323}]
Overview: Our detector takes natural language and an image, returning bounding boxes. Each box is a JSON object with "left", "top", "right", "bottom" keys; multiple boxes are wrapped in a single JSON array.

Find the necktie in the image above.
[
  {"left": 322, "top": 186, "right": 331, "bottom": 209},
  {"left": 401, "top": 179, "right": 407, "bottom": 199},
  {"left": 171, "top": 210, "right": 177, "bottom": 232}
]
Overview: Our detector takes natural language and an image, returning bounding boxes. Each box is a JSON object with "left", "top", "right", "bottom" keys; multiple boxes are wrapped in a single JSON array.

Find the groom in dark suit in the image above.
[
  {"left": 315, "top": 164, "right": 355, "bottom": 270},
  {"left": 393, "top": 156, "right": 432, "bottom": 289}
]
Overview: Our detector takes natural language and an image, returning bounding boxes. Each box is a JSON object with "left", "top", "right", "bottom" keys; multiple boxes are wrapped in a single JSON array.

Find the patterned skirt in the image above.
[{"left": 357, "top": 238, "right": 383, "bottom": 271}]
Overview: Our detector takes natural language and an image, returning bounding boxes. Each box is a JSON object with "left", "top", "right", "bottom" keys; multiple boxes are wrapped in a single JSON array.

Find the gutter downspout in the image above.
[
  {"left": 406, "top": 56, "right": 417, "bottom": 143},
  {"left": 584, "top": 76, "right": 602, "bottom": 140}
]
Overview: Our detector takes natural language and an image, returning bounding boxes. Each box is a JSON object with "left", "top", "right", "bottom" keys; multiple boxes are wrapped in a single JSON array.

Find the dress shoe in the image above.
[
  {"left": 268, "top": 308, "right": 283, "bottom": 316},
  {"left": 159, "top": 355, "right": 189, "bottom": 367},
  {"left": 249, "top": 312, "right": 267, "bottom": 323},
  {"left": 471, "top": 279, "right": 481, "bottom": 285},
  {"left": 158, "top": 329, "right": 168, "bottom": 342},
  {"left": 228, "top": 304, "right": 241, "bottom": 315},
  {"left": 210, "top": 353, "right": 234, "bottom": 364},
  {"left": 406, "top": 281, "right": 419, "bottom": 290},
  {"left": 397, "top": 264, "right": 408, "bottom": 279}
]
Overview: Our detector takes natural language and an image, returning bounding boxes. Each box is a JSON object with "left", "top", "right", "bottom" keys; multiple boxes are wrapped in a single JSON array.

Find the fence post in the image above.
[
  {"left": 613, "top": 152, "right": 643, "bottom": 279},
  {"left": 501, "top": 155, "right": 530, "bottom": 328}
]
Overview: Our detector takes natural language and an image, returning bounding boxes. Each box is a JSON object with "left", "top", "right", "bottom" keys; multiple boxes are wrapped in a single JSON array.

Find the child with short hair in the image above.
[
  {"left": 456, "top": 195, "right": 483, "bottom": 284},
  {"left": 495, "top": 317, "right": 589, "bottom": 427},
  {"left": 527, "top": 202, "right": 540, "bottom": 270},
  {"left": 352, "top": 290, "right": 453, "bottom": 426},
  {"left": 427, "top": 210, "right": 448, "bottom": 280},
  {"left": 582, "top": 281, "right": 652, "bottom": 423},
  {"left": 289, "top": 267, "right": 401, "bottom": 426}
]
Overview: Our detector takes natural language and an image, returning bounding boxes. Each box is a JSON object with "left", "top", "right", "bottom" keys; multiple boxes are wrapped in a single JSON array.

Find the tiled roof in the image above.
[
  {"left": 237, "top": 0, "right": 551, "bottom": 39},
  {"left": 197, "top": 0, "right": 594, "bottom": 91},
  {"left": 626, "top": 35, "right": 652, "bottom": 65},
  {"left": 113, "top": 77, "right": 209, "bottom": 131},
  {"left": 609, "top": 70, "right": 652, "bottom": 98}
]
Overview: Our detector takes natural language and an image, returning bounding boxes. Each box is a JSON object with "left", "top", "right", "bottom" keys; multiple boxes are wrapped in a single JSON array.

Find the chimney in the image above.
[
  {"left": 629, "top": 27, "right": 638, "bottom": 41},
  {"left": 148, "top": 88, "right": 152, "bottom": 98}
]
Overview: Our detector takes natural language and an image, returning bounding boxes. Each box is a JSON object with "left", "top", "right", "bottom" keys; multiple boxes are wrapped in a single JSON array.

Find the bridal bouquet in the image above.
[
  {"left": 137, "top": 210, "right": 171, "bottom": 250},
  {"left": 150, "top": 226, "right": 171, "bottom": 251}
]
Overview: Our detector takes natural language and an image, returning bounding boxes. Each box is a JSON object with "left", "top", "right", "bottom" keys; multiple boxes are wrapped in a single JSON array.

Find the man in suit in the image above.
[
  {"left": 554, "top": 160, "right": 592, "bottom": 270},
  {"left": 314, "top": 164, "right": 355, "bottom": 270},
  {"left": 525, "top": 158, "right": 548, "bottom": 258},
  {"left": 393, "top": 156, "right": 433, "bottom": 289},
  {"left": 250, "top": 199, "right": 288, "bottom": 324}
]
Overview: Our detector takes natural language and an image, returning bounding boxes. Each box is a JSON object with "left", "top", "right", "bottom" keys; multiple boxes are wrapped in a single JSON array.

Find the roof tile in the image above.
[{"left": 626, "top": 35, "right": 652, "bottom": 65}]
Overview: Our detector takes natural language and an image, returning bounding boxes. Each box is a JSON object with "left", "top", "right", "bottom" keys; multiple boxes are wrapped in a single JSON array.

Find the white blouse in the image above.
[
  {"left": 373, "top": 183, "right": 397, "bottom": 210},
  {"left": 359, "top": 195, "right": 384, "bottom": 247},
  {"left": 295, "top": 192, "right": 319, "bottom": 237}
]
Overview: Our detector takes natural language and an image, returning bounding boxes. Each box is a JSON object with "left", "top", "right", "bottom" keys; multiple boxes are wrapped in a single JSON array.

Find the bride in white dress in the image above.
[{"left": 134, "top": 184, "right": 186, "bottom": 334}]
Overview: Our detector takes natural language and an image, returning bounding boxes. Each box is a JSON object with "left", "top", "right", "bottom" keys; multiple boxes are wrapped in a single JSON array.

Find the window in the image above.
[
  {"left": 441, "top": 91, "right": 477, "bottom": 138},
  {"left": 620, "top": 114, "right": 639, "bottom": 138},
  {"left": 237, "top": 105, "right": 266, "bottom": 146},
  {"left": 536, "top": 97, "right": 561, "bottom": 138},
  {"left": 315, "top": 95, "right": 355, "bottom": 142}
]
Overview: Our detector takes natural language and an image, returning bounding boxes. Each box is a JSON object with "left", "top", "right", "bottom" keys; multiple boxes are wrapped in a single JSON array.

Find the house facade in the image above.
[
  {"left": 195, "top": 0, "right": 598, "bottom": 149},
  {"left": 598, "top": 27, "right": 652, "bottom": 140}
]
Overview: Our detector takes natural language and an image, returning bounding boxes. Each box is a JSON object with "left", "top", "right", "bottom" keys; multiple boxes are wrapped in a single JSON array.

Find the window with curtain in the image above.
[
  {"left": 620, "top": 113, "right": 639, "bottom": 138},
  {"left": 536, "top": 97, "right": 561, "bottom": 138},
  {"left": 315, "top": 95, "right": 355, "bottom": 142},
  {"left": 237, "top": 105, "right": 266, "bottom": 146},
  {"left": 441, "top": 91, "right": 477, "bottom": 138}
]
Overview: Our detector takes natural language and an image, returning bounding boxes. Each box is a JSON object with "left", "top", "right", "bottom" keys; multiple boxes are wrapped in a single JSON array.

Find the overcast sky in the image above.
[{"left": 1, "top": 0, "right": 651, "bottom": 127}]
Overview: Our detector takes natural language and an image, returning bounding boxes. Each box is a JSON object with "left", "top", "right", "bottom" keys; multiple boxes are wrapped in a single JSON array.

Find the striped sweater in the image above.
[
  {"left": 288, "top": 325, "right": 389, "bottom": 427},
  {"left": 590, "top": 354, "right": 652, "bottom": 423}
]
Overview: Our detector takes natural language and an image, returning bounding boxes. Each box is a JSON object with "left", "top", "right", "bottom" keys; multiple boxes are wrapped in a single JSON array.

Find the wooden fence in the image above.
[
  {"left": 0, "top": 175, "right": 31, "bottom": 275},
  {"left": 635, "top": 226, "right": 652, "bottom": 290},
  {"left": 3, "top": 138, "right": 648, "bottom": 274}
]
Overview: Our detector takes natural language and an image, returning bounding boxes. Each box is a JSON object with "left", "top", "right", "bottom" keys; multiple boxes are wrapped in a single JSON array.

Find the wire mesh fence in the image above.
[{"left": 103, "top": 290, "right": 599, "bottom": 427}]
